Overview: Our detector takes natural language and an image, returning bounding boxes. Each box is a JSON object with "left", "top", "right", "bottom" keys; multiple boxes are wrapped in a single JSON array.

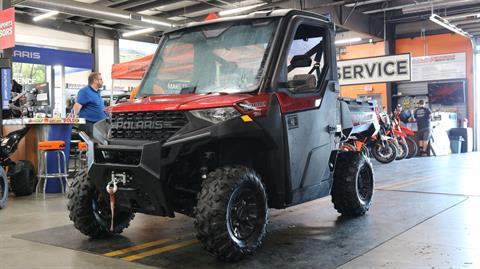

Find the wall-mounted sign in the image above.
[
  {"left": 12, "top": 45, "right": 93, "bottom": 69},
  {"left": 1, "top": 68, "right": 11, "bottom": 109},
  {"left": 0, "top": 8, "right": 15, "bottom": 50},
  {"left": 338, "top": 54, "right": 411, "bottom": 86},
  {"left": 411, "top": 53, "right": 466, "bottom": 82}
]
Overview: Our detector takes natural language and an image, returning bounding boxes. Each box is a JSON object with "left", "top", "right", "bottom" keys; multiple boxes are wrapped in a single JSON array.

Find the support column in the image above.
[
  {"left": 0, "top": 0, "right": 13, "bottom": 136},
  {"left": 385, "top": 22, "right": 396, "bottom": 111}
]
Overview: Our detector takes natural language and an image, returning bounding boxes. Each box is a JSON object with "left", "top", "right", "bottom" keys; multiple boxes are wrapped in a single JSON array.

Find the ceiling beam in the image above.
[{"left": 16, "top": 0, "right": 177, "bottom": 30}]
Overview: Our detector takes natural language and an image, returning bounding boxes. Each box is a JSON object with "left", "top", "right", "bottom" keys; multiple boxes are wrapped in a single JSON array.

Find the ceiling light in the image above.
[
  {"left": 33, "top": 10, "right": 59, "bottom": 22},
  {"left": 218, "top": 3, "right": 267, "bottom": 16},
  {"left": 122, "top": 28, "right": 156, "bottom": 37},
  {"left": 141, "top": 18, "right": 172, "bottom": 28},
  {"left": 335, "top": 37, "right": 362, "bottom": 45},
  {"left": 429, "top": 14, "right": 471, "bottom": 38}
]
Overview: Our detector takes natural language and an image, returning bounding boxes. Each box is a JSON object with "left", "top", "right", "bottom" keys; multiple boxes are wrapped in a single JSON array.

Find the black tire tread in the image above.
[
  {"left": 331, "top": 152, "right": 374, "bottom": 216},
  {"left": 10, "top": 160, "right": 37, "bottom": 196},
  {"left": 67, "top": 171, "right": 134, "bottom": 238},
  {"left": 193, "top": 166, "right": 268, "bottom": 262},
  {"left": 372, "top": 141, "right": 397, "bottom": 164},
  {"left": 0, "top": 168, "right": 8, "bottom": 209}
]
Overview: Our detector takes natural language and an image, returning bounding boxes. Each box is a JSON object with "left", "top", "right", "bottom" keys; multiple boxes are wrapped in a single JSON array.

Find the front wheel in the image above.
[
  {"left": 0, "top": 168, "right": 8, "bottom": 209},
  {"left": 332, "top": 152, "right": 374, "bottom": 216},
  {"left": 394, "top": 139, "right": 409, "bottom": 160},
  {"left": 67, "top": 171, "right": 135, "bottom": 238},
  {"left": 372, "top": 140, "right": 397, "bottom": 164},
  {"left": 405, "top": 136, "right": 418, "bottom": 159},
  {"left": 194, "top": 166, "right": 268, "bottom": 262}
]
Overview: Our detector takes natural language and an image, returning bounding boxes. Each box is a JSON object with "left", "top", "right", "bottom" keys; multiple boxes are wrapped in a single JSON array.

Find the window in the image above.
[{"left": 279, "top": 23, "right": 327, "bottom": 91}]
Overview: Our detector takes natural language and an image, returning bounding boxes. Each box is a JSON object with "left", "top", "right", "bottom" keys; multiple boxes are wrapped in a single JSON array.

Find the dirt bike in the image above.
[
  {"left": 340, "top": 111, "right": 397, "bottom": 164},
  {"left": 0, "top": 127, "right": 37, "bottom": 209}
]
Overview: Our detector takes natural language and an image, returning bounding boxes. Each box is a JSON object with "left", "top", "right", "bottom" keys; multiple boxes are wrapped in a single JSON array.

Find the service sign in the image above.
[
  {"left": 0, "top": 8, "right": 15, "bottom": 50},
  {"left": 338, "top": 54, "right": 411, "bottom": 86}
]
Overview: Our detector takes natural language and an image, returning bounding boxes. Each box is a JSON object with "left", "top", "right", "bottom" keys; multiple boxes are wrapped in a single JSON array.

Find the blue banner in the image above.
[
  {"left": 12, "top": 45, "right": 93, "bottom": 69},
  {"left": 1, "top": 68, "right": 11, "bottom": 109}
]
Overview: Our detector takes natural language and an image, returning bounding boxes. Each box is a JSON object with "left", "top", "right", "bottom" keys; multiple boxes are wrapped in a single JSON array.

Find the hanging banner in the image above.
[
  {"left": 411, "top": 53, "right": 466, "bottom": 82},
  {"left": 338, "top": 54, "right": 411, "bottom": 86},
  {"left": 1, "top": 68, "right": 11, "bottom": 109},
  {"left": 12, "top": 45, "right": 93, "bottom": 69},
  {"left": 0, "top": 8, "right": 15, "bottom": 50}
]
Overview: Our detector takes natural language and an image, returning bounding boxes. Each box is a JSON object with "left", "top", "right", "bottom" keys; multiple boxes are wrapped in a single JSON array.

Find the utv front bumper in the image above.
[{"left": 88, "top": 141, "right": 175, "bottom": 217}]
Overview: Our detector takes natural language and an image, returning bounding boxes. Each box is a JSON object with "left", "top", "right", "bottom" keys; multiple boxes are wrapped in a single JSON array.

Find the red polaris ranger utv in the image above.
[{"left": 68, "top": 9, "right": 379, "bottom": 261}]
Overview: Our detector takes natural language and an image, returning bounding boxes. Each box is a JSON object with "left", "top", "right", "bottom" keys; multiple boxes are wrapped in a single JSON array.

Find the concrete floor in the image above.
[{"left": 1, "top": 152, "right": 479, "bottom": 269}]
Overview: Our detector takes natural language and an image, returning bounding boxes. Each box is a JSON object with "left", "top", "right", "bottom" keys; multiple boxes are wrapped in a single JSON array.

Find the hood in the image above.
[{"left": 105, "top": 93, "right": 253, "bottom": 113}]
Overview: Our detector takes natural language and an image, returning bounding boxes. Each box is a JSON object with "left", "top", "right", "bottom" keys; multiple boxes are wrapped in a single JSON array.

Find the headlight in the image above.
[{"left": 190, "top": 107, "right": 241, "bottom": 124}]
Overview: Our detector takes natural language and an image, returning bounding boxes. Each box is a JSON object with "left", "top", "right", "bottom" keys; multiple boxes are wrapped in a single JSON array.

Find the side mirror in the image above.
[{"left": 290, "top": 55, "right": 312, "bottom": 69}]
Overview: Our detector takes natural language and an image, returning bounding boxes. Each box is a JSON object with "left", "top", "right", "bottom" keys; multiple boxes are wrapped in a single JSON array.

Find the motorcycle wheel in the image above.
[
  {"left": 395, "top": 140, "right": 409, "bottom": 160},
  {"left": 405, "top": 137, "right": 418, "bottom": 159},
  {"left": 372, "top": 141, "right": 397, "bottom": 164}
]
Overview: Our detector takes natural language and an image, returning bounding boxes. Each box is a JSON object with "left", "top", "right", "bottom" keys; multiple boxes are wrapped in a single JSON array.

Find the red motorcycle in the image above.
[{"left": 390, "top": 113, "right": 418, "bottom": 159}]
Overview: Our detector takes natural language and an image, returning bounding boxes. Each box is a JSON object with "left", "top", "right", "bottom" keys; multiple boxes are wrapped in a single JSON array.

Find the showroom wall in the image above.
[
  {"left": 338, "top": 41, "right": 388, "bottom": 110},
  {"left": 396, "top": 33, "right": 474, "bottom": 127}
]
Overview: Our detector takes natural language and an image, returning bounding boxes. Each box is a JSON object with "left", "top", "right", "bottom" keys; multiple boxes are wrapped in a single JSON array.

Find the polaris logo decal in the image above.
[
  {"left": 13, "top": 50, "right": 41, "bottom": 60},
  {"left": 112, "top": 121, "right": 165, "bottom": 130}
]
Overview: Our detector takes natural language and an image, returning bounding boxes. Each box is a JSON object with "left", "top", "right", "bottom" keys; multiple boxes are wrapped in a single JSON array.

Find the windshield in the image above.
[{"left": 139, "top": 19, "right": 279, "bottom": 96}]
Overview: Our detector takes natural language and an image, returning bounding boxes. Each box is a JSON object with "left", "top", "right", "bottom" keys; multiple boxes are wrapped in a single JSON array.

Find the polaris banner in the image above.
[
  {"left": 12, "top": 45, "right": 93, "bottom": 69},
  {"left": 0, "top": 8, "right": 15, "bottom": 50},
  {"left": 338, "top": 54, "right": 411, "bottom": 86}
]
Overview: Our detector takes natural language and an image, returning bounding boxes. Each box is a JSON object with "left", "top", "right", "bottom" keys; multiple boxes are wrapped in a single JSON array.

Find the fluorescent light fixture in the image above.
[
  {"left": 335, "top": 37, "right": 362, "bottom": 45},
  {"left": 33, "top": 10, "right": 59, "bottom": 22},
  {"left": 122, "top": 27, "right": 156, "bottom": 37},
  {"left": 218, "top": 3, "right": 267, "bottom": 16},
  {"left": 141, "top": 17, "right": 172, "bottom": 28},
  {"left": 429, "top": 14, "right": 471, "bottom": 38}
]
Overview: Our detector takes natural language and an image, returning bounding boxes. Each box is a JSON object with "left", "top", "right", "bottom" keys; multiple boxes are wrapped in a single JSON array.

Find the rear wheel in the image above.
[
  {"left": 405, "top": 136, "right": 418, "bottom": 159},
  {"left": 372, "top": 141, "right": 397, "bottom": 164},
  {"left": 10, "top": 160, "right": 37, "bottom": 196},
  {"left": 332, "top": 152, "right": 374, "bottom": 216},
  {"left": 194, "top": 166, "right": 268, "bottom": 262},
  {"left": 0, "top": 168, "right": 8, "bottom": 209},
  {"left": 67, "top": 171, "right": 134, "bottom": 238}
]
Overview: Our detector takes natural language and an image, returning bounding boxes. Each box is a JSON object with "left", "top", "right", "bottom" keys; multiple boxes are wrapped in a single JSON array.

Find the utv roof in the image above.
[{"left": 167, "top": 9, "right": 332, "bottom": 33}]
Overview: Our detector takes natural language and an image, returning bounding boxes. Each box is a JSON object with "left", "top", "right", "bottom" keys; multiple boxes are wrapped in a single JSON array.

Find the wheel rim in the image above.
[
  {"left": 91, "top": 191, "right": 113, "bottom": 229},
  {"left": 357, "top": 165, "right": 373, "bottom": 204},
  {"left": 375, "top": 143, "right": 392, "bottom": 158},
  {"left": 227, "top": 184, "right": 264, "bottom": 245}
]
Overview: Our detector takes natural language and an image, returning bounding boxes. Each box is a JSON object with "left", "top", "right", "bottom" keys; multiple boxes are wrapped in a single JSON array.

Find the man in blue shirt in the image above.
[{"left": 73, "top": 72, "right": 107, "bottom": 136}]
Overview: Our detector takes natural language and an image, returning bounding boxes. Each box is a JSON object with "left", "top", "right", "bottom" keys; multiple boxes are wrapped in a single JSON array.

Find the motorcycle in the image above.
[
  {"left": 0, "top": 127, "right": 37, "bottom": 209},
  {"left": 383, "top": 112, "right": 409, "bottom": 160},
  {"left": 390, "top": 113, "right": 418, "bottom": 159}
]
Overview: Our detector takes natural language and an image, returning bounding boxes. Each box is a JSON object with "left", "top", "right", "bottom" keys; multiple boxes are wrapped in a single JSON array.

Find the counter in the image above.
[{"left": 3, "top": 118, "right": 86, "bottom": 192}]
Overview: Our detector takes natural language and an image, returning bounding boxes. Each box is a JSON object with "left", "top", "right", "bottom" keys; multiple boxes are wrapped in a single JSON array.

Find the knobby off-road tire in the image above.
[
  {"left": 67, "top": 171, "right": 134, "bottom": 238},
  {"left": 405, "top": 136, "right": 418, "bottom": 159},
  {"left": 10, "top": 160, "right": 37, "bottom": 196},
  {"left": 331, "top": 152, "right": 374, "bottom": 217},
  {"left": 372, "top": 141, "right": 397, "bottom": 164},
  {"left": 0, "top": 167, "right": 8, "bottom": 209},
  {"left": 394, "top": 140, "right": 409, "bottom": 160},
  {"left": 194, "top": 166, "right": 268, "bottom": 262}
]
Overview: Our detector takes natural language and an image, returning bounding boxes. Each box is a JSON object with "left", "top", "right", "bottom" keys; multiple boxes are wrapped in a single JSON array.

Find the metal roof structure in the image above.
[{"left": 11, "top": 0, "right": 480, "bottom": 42}]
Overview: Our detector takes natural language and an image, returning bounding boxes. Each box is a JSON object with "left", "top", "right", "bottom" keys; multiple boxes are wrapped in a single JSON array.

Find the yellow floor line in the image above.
[
  {"left": 103, "top": 238, "right": 173, "bottom": 257},
  {"left": 376, "top": 176, "right": 430, "bottom": 190},
  {"left": 378, "top": 176, "right": 434, "bottom": 190},
  {"left": 121, "top": 239, "right": 199, "bottom": 262},
  {"left": 385, "top": 177, "right": 435, "bottom": 190}
]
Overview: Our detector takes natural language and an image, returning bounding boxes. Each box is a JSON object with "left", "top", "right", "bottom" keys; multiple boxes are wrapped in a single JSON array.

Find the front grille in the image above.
[{"left": 109, "top": 111, "right": 188, "bottom": 142}]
